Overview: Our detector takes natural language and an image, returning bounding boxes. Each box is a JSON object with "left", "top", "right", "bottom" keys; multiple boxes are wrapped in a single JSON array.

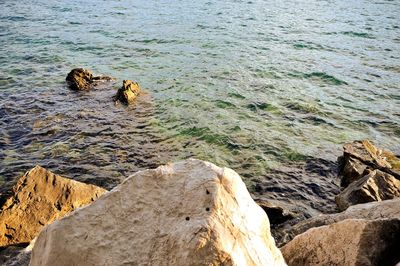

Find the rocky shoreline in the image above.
[
  {"left": 0, "top": 69, "right": 399, "bottom": 265},
  {"left": 0, "top": 139, "right": 398, "bottom": 265}
]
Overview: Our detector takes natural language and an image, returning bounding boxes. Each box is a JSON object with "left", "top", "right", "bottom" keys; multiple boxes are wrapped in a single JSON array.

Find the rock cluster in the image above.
[
  {"left": 279, "top": 140, "right": 400, "bottom": 266},
  {"left": 0, "top": 166, "right": 106, "bottom": 247},
  {"left": 278, "top": 198, "right": 400, "bottom": 246},
  {"left": 282, "top": 218, "right": 400, "bottom": 266},
  {"left": 335, "top": 140, "right": 400, "bottom": 210},
  {"left": 114, "top": 79, "right": 141, "bottom": 105},
  {"left": 30, "top": 159, "right": 286, "bottom": 266},
  {"left": 66, "top": 68, "right": 142, "bottom": 105}
]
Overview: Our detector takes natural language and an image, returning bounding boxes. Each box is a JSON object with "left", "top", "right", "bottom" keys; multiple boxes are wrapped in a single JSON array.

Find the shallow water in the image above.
[{"left": 1, "top": 0, "right": 399, "bottom": 214}]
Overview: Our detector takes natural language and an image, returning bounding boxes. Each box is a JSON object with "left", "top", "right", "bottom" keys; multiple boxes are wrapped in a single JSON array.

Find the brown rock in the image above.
[
  {"left": 66, "top": 68, "right": 115, "bottom": 90},
  {"left": 30, "top": 159, "right": 286, "bottom": 266},
  {"left": 335, "top": 169, "right": 400, "bottom": 211},
  {"left": 343, "top": 140, "right": 391, "bottom": 169},
  {"left": 276, "top": 198, "right": 400, "bottom": 246},
  {"left": 114, "top": 80, "right": 141, "bottom": 104},
  {"left": 338, "top": 155, "right": 368, "bottom": 187},
  {"left": 281, "top": 218, "right": 400, "bottom": 266},
  {"left": 66, "top": 68, "right": 94, "bottom": 90},
  {"left": 0, "top": 166, "right": 107, "bottom": 246}
]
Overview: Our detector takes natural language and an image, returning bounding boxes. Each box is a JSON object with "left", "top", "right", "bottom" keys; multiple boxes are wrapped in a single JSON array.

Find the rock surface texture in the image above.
[
  {"left": 276, "top": 198, "right": 400, "bottom": 246},
  {"left": 337, "top": 140, "right": 400, "bottom": 210},
  {"left": 66, "top": 68, "right": 114, "bottom": 90},
  {"left": 0, "top": 166, "right": 107, "bottom": 246},
  {"left": 114, "top": 79, "right": 141, "bottom": 104},
  {"left": 281, "top": 218, "right": 400, "bottom": 266},
  {"left": 30, "top": 159, "right": 286, "bottom": 266},
  {"left": 336, "top": 170, "right": 400, "bottom": 211}
]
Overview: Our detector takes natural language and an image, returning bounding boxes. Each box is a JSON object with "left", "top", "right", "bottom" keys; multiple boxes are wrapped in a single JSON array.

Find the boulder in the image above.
[
  {"left": 281, "top": 218, "right": 400, "bottom": 266},
  {"left": 66, "top": 68, "right": 94, "bottom": 90},
  {"left": 0, "top": 166, "right": 107, "bottom": 246},
  {"left": 66, "top": 68, "right": 114, "bottom": 90},
  {"left": 30, "top": 159, "right": 286, "bottom": 266},
  {"left": 276, "top": 198, "right": 400, "bottom": 246},
  {"left": 114, "top": 79, "right": 141, "bottom": 104},
  {"left": 339, "top": 140, "right": 400, "bottom": 188},
  {"left": 335, "top": 170, "right": 400, "bottom": 211}
]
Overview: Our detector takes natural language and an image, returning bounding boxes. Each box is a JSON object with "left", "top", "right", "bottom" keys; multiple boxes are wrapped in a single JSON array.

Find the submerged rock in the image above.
[
  {"left": 335, "top": 169, "right": 400, "bottom": 211},
  {"left": 114, "top": 79, "right": 141, "bottom": 104},
  {"left": 0, "top": 166, "right": 107, "bottom": 246},
  {"left": 281, "top": 218, "right": 400, "bottom": 266},
  {"left": 66, "top": 68, "right": 114, "bottom": 90},
  {"left": 30, "top": 159, "right": 286, "bottom": 266},
  {"left": 276, "top": 198, "right": 400, "bottom": 246}
]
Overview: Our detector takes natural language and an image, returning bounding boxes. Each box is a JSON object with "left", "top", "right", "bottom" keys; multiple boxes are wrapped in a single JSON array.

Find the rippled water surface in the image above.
[{"left": 1, "top": 0, "right": 399, "bottom": 214}]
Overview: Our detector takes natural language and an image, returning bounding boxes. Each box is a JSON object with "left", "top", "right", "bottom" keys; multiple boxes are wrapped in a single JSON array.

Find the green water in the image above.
[{"left": 1, "top": 0, "right": 399, "bottom": 214}]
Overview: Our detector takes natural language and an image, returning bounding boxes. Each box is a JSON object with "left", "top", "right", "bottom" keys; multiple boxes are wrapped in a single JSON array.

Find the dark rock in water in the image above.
[
  {"left": 114, "top": 80, "right": 141, "bottom": 105},
  {"left": 281, "top": 218, "right": 400, "bottom": 266},
  {"left": 66, "top": 68, "right": 94, "bottom": 90},
  {"left": 254, "top": 198, "right": 297, "bottom": 227},
  {"left": 0, "top": 243, "right": 31, "bottom": 266},
  {"left": 66, "top": 68, "right": 115, "bottom": 90},
  {"left": 335, "top": 169, "right": 400, "bottom": 211}
]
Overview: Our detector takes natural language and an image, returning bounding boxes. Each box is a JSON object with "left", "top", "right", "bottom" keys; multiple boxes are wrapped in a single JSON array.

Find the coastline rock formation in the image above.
[
  {"left": 336, "top": 140, "right": 400, "bottom": 210},
  {"left": 0, "top": 166, "right": 107, "bottom": 246},
  {"left": 30, "top": 159, "right": 286, "bottom": 266},
  {"left": 336, "top": 169, "right": 400, "bottom": 211},
  {"left": 281, "top": 218, "right": 400, "bottom": 266},
  {"left": 276, "top": 198, "right": 400, "bottom": 246},
  {"left": 114, "top": 79, "right": 141, "bottom": 104},
  {"left": 66, "top": 68, "right": 114, "bottom": 90}
]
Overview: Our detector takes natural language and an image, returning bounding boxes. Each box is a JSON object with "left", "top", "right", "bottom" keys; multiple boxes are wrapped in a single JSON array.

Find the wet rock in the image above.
[
  {"left": 0, "top": 166, "right": 107, "bottom": 246},
  {"left": 276, "top": 198, "right": 400, "bottom": 246},
  {"left": 335, "top": 169, "right": 400, "bottom": 211},
  {"left": 114, "top": 79, "right": 141, "bottom": 104},
  {"left": 66, "top": 68, "right": 114, "bottom": 90},
  {"left": 66, "top": 68, "right": 94, "bottom": 90},
  {"left": 30, "top": 159, "right": 286, "bottom": 266},
  {"left": 281, "top": 218, "right": 400, "bottom": 266}
]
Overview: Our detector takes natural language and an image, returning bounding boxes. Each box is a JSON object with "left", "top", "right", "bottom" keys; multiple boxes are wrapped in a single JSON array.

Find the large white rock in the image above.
[{"left": 30, "top": 159, "right": 286, "bottom": 266}]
